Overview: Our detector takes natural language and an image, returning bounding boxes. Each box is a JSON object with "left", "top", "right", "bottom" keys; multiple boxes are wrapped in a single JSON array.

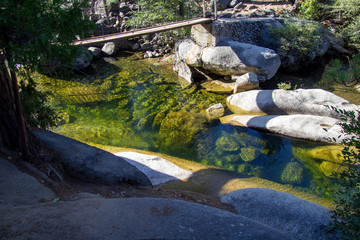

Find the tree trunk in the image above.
[{"left": 0, "top": 56, "right": 30, "bottom": 159}]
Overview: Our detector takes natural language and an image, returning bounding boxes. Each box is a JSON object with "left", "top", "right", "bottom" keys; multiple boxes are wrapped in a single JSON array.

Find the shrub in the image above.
[
  {"left": 298, "top": 0, "right": 324, "bottom": 20},
  {"left": 271, "top": 18, "right": 322, "bottom": 60},
  {"left": 329, "top": 107, "right": 360, "bottom": 239}
]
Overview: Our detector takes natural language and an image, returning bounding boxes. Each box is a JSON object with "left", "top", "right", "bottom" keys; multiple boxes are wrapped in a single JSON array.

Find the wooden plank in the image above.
[{"left": 74, "top": 17, "right": 213, "bottom": 46}]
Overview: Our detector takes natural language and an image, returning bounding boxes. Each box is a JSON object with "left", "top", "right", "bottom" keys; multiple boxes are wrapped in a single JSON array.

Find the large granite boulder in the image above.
[
  {"left": 0, "top": 158, "right": 55, "bottom": 209},
  {"left": 33, "top": 129, "right": 152, "bottom": 187},
  {"left": 221, "top": 188, "right": 338, "bottom": 240},
  {"left": 202, "top": 41, "right": 280, "bottom": 80},
  {"left": 227, "top": 89, "right": 359, "bottom": 119},
  {"left": 229, "top": 114, "right": 345, "bottom": 143},
  {"left": 0, "top": 197, "right": 287, "bottom": 239}
]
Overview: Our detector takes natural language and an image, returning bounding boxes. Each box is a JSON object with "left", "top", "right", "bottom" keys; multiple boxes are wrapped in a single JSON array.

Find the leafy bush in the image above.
[
  {"left": 298, "top": 0, "right": 324, "bottom": 20},
  {"left": 127, "top": 0, "right": 201, "bottom": 28},
  {"left": 329, "top": 107, "right": 360, "bottom": 239},
  {"left": 332, "top": 0, "right": 360, "bottom": 49},
  {"left": 271, "top": 18, "right": 322, "bottom": 60},
  {"left": 277, "top": 82, "right": 297, "bottom": 90}
]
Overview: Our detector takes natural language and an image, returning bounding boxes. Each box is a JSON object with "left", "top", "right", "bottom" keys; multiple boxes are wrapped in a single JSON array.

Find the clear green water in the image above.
[{"left": 36, "top": 53, "right": 339, "bottom": 199}]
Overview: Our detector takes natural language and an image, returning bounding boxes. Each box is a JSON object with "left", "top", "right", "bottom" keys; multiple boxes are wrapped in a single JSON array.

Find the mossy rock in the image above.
[
  {"left": 224, "top": 154, "right": 242, "bottom": 163},
  {"left": 281, "top": 162, "right": 304, "bottom": 185},
  {"left": 215, "top": 136, "right": 240, "bottom": 152},
  {"left": 320, "top": 161, "right": 348, "bottom": 178},
  {"left": 237, "top": 163, "right": 252, "bottom": 175},
  {"left": 240, "top": 147, "right": 261, "bottom": 162}
]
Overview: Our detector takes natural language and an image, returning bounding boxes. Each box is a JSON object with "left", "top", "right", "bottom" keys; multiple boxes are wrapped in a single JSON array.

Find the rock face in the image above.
[
  {"left": 202, "top": 41, "right": 280, "bottom": 80},
  {"left": 230, "top": 114, "right": 345, "bottom": 143},
  {"left": 221, "top": 188, "right": 337, "bottom": 240},
  {"left": 33, "top": 129, "right": 152, "bottom": 187},
  {"left": 211, "top": 0, "right": 232, "bottom": 11},
  {"left": 227, "top": 89, "right": 359, "bottom": 119},
  {"left": 0, "top": 197, "right": 287, "bottom": 240}
]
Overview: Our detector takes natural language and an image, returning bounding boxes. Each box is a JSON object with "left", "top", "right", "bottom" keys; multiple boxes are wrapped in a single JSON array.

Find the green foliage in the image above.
[
  {"left": 277, "top": 82, "right": 292, "bottom": 90},
  {"left": 19, "top": 72, "right": 59, "bottom": 129},
  {"left": 127, "top": 0, "right": 201, "bottom": 28},
  {"left": 322, "top": 54, "right": 360, "bottom": 87},
  {"left": 0, "top": 0, "right": 93, "bottom": 71},
  {"left": 298, "top": 0, "right": 324, "bottom": 20},
  {"left": 271, "top": 18, "right": 322, "bottom": 60},
  {"left": 332, "top": 0, "right": 360, "bottom": 49},
  {"left": 329, "top": 107, "right": 360, "bottom": 239}
]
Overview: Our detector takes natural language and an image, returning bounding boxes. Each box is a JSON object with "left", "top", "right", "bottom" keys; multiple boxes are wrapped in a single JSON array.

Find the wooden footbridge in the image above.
[
  {"left": 73, "top": 17, "right": 213, "bottom": 46},
  {"left": 74, "top": 0, "right": 219, "bottom": 46}
]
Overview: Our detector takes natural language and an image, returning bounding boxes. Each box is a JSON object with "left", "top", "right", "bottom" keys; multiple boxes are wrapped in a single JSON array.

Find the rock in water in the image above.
[
  {"left": 227, "top": 89, "right": 359, "bottom": 119},
  {"left": 201, "top": 80, "right": 235, "bottom": 93},
  {"left": 202, "top": 41, "right": 280, "bottom": 80},
  {"left": 233, "top": 73, "right": 259, "bottom": 93},
  {"left": 205, "top": 103, "right": 225, "bottom": 120},
  {"left": 230, "top": 114, "right": 345, "bottom": 143}
]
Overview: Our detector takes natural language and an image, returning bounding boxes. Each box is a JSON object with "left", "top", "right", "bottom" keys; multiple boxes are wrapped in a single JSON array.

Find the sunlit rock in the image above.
[
  {"left": 101, "top": 42, "right": 117, "bottom": 56},
  {"left": 227, "top": 89, "right": 359, "bottom": 119},
  {"left": 233, "top": 73, "right": 259, "bottom": 93},
  {"left": 205, "top": 103, "right": 225, "bottom": 120},
  {"left": 202, "top": 41, "right": 280, "bottom": 80},
  {"left": 230, "top": 114, "right": 345, "bottom": 143}
]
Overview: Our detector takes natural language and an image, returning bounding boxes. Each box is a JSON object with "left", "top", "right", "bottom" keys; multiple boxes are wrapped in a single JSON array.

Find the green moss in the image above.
[
  {"left": 215, "top": 136, "right": 240, "bottom": 152},
  {"left": 240, "top": 147, "right": 261, "bottom": 162},
  {"left": 281, "top": 162, "right": 304, "bottom": 185}
]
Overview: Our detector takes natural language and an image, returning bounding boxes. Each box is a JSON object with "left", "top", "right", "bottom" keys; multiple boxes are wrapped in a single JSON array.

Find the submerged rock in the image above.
[
  {"left": 320, "top": 161, "right": 347, "bottom": 178},
  {"left": 239, "top": 147, "right": 261, "bottom": 162},
  {"left": 281, "top": 162, "right": 304, "bottom": 184},
  {"left": 201, "top": 80, "right": 235, "bottom": 93},
  {"left": 216, "top": 135, "right": 240, "bottom": 152}
]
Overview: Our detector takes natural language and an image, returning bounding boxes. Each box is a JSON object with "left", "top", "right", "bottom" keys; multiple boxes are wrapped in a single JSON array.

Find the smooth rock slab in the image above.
[
  {"left": 202, "top": 41, "right": 280, "bottom": 80},
  {"left": 221, "top": 188, "right": 337, "bottom": 240},
  {"left": 33, "top": 129, "right": 152, "bottom": 187},
  {"left": 230, "top": 114, "right": 344, "bottom": 143},
  {"left": 0, "top": 197, "right": 287, "bottom": 240},
  {"left": 114, "top": 152, "right": 193, "bottom": 186},
  {"left": 201, "top": 80, "right": 235, "bottom": 93},
  {"left": 0, "top": 158, "right": 55, "bottom": 209},
  {"left": 227, "top": 89, "right": 359, "bottom": 119}
]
